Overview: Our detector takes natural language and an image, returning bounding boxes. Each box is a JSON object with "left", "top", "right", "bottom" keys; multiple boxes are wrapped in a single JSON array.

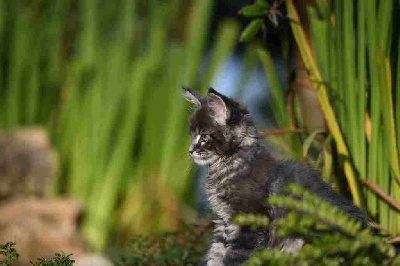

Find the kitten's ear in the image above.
[
  {"left": 208, "top": 87, "right": 219, "bottom": 95},
  {"left": 207, "top": 93, "right": 227, "bottom": 126},
  {"left": 182, "top": 86, "right": 201, "bottom": 108}
]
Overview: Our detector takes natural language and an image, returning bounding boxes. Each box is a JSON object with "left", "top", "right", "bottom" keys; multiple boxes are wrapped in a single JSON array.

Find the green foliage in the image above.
[
  {"left": 270, "top": 185, "right": 362, "bottom": 236},
  {"left": 234, "top": 185, "right": 400, "bottom": 265},
  {"left": 234, "top": 214, "right": 269, "bottom": 229},
  {"left": 0, "top": 0, "right": 248, "bottom": 251},
  {"left": 119, "top": 224, "right": 211, "bottom": 265},
  {"left": 0, "top": 242, "right": 74, "bottom": 266},
  {"left": 30, "top": 253, "right": 75, "bottom": 266},
  {"left": 240, "top": 0, "right": 400, "bottom": 236},
  {"left": 239, "top": 0, "right": 287, "bottom": 42},
  {"left": 0, "top": 242, "right": 19, "bottom": 266},
  {"left": 240, "top": 19, "right": 263, "bottom": 42},
  {"left": 239, "top": 1, "right": 270, "bottom": 18}
]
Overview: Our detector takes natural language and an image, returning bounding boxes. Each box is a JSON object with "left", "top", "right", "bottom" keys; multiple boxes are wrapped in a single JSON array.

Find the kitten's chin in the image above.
[{"left": 192, "top": 154, "right": 219, "bottom": 166}]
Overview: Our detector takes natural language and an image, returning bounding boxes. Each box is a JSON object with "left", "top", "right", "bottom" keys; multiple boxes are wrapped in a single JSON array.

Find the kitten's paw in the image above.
[
  {"left": 279, "top": 238, "right": 304, "bottom": 253},
  {"left": 206, "top": 259, "right": 224, "bottom": 266}
]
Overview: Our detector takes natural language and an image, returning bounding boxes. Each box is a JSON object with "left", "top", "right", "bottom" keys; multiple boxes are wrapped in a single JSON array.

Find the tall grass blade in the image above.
[{"left": 285, "top": 0, "right": 361, "bottom": 206}]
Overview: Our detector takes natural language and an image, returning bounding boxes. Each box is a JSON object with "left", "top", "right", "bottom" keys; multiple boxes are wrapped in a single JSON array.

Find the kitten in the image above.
[{"left": 183, "top": 87, "right": 367, "bottom": 265}]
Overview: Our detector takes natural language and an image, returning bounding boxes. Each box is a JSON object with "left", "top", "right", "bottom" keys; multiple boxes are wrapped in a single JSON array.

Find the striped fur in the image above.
[{"left": 184, "top": 88, "right": 367, "bottom": 265}]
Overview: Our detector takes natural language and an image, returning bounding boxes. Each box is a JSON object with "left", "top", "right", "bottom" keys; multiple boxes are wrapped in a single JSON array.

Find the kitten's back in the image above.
[{"left": 266, "top": 159, "right": 367, "bottom": 226}]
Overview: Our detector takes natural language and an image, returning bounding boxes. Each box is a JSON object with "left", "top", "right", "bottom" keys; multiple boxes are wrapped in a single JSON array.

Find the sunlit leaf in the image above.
[
  {"left": 238, "top": 3, "right": 269, "bottom": 17},
  {"left": 240, "top": 19, "right": 263, "bottom": 42}
]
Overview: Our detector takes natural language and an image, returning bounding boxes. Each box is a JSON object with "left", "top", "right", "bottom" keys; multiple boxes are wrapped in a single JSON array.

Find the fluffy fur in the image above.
[{"left": 183, "top": 87, "right": 367, "bottom": 265}]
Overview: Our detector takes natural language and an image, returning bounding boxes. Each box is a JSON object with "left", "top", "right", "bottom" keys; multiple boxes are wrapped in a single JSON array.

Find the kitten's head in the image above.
[{"left": 183, "top": 87, "right": 258, "bottom": 166}]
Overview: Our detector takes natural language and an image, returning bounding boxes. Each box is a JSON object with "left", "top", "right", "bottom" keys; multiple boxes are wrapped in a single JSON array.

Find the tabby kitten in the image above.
[{"left": 183, "top": 88, "right": 367, "bottom": 266}]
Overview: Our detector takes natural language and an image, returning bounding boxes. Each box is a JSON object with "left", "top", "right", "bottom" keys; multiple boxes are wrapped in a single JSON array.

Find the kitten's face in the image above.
[{"left": 183, "top": 88, "right": 257, "bottom": 166}]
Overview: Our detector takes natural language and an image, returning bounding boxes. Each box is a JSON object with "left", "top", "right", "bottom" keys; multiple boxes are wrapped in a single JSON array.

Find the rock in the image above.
[
  {"left": 0, "top": 199, "right": 86, "bottom": 265},
  {"left": 0, "top": 128, "right": 57, "bottom": 200}
]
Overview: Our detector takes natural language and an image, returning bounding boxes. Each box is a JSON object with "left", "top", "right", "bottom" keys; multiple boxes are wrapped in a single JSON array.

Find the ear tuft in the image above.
[
  {"left": 207, "top": 93, "right": 227, "bottom": 126},
  {"left": 182, "top": 86, "right": 201, "bottom": 108},
  {"left": 208, "top": 87, "right": 219, "bottom": 95}
]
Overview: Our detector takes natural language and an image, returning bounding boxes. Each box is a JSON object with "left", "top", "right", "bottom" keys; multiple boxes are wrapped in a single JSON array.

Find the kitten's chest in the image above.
[
  {"left": 206, "top": 162, "right": 248, "bottom": 222},
  {"left": 205, "top": 180, "right": 234, "bottom": 222},
  {"left": 206, "top": 156, "right": 271, "bottom": 223}
]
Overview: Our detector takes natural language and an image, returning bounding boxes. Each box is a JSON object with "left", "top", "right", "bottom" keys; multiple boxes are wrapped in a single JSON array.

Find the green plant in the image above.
[
  {"left": 239, "top": 0, "right": 400, "bottom": 236},
  {"left": 0, "top": 242, "right": 74, "bottom": 266},
  {"left": 235, "top": 185, "right": 400, "bottom": 265},
  {"left": 0, "top": 0, "right": 253, "bottom": 251},
  {"left": 30, "top": 253, "right": 75, "bottom": 266},
  {"left": 0, "top": 242, "right": 19, "bottom": 266},
  {"left": 119, "top": 223, "right": 211, "bottom": 265}
]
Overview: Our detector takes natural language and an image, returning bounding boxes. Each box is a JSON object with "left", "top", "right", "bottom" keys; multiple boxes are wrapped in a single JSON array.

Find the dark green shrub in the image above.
[
  {"left": 0, "top": 242, "right": 74, "bottom": 266},
  {"left": 235, "top": 185, "right": 400, "bottom": 265},
  {"left": 119, "top": 223, "right": 211, "bottom": 265},
  {"left": 0, "top": 242, "right": 19, "bottom": 266},
  {"left": 30, "top": 253, "right": 75, "bottom": 266}
]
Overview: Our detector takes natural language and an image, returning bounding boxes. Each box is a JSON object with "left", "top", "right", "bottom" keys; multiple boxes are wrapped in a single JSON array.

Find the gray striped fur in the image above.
[{"left": 184, "top": 88, "right": 367, "bottom": 265}]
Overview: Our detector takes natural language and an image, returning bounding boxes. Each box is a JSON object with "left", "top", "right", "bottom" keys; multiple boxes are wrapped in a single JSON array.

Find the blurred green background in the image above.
[
  {"left": 0, "top": 0, "right": 258, "bottom": 251},
  {"left": 1, "top": 0, "right": 400, "bottom": 257}
]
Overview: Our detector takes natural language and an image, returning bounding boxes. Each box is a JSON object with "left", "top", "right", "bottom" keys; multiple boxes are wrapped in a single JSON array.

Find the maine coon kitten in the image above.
[{"left": 183, "top": 88, "right": 367, "bottom": 266}]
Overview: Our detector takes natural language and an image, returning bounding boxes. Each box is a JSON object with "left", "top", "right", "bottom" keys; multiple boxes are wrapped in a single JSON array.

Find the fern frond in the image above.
[
  {"left": 233, "top": 185, "right": 400, "bottom": 265},
  {"left": 269, "top": 184, "right": 362, "bottom": 236},
  {"left": 234, "top": 214, "right": 270, "bottom": 229}
]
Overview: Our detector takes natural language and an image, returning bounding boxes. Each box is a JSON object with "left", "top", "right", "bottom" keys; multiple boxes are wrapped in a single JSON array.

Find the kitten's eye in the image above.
[{"left": 200, "top": 134, "right": 209, "bottom": 143}]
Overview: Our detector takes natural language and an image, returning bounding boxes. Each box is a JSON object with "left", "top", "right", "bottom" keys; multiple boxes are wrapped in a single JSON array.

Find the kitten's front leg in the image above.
[
  {"left": 203, "top": 220, "right": 226, "bottom": 266},
  {"left": 223, "top": 224, "right": 266, "bottom": 266}
]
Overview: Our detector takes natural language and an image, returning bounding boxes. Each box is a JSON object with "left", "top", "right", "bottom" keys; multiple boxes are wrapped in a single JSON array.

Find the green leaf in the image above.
[
  {"left": 303, "top": 130, "right": 325, "bottom": 158},
  {"left": 240, "top": 19, "right": 263, "bottom": 42},
  {"left": 256, "top": 0, "right": 268, "bottom": 7},
  {"left": 285, "top": 0, "right": 361, "bottom": 206},
  {"left": 238, "top": 3, "right": 269, "bottom": 17}
]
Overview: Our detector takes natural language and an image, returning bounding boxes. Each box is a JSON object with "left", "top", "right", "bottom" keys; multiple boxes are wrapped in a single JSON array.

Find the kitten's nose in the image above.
[{"left": 189, "top": 149, "right": 194, "bottom": 155}]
